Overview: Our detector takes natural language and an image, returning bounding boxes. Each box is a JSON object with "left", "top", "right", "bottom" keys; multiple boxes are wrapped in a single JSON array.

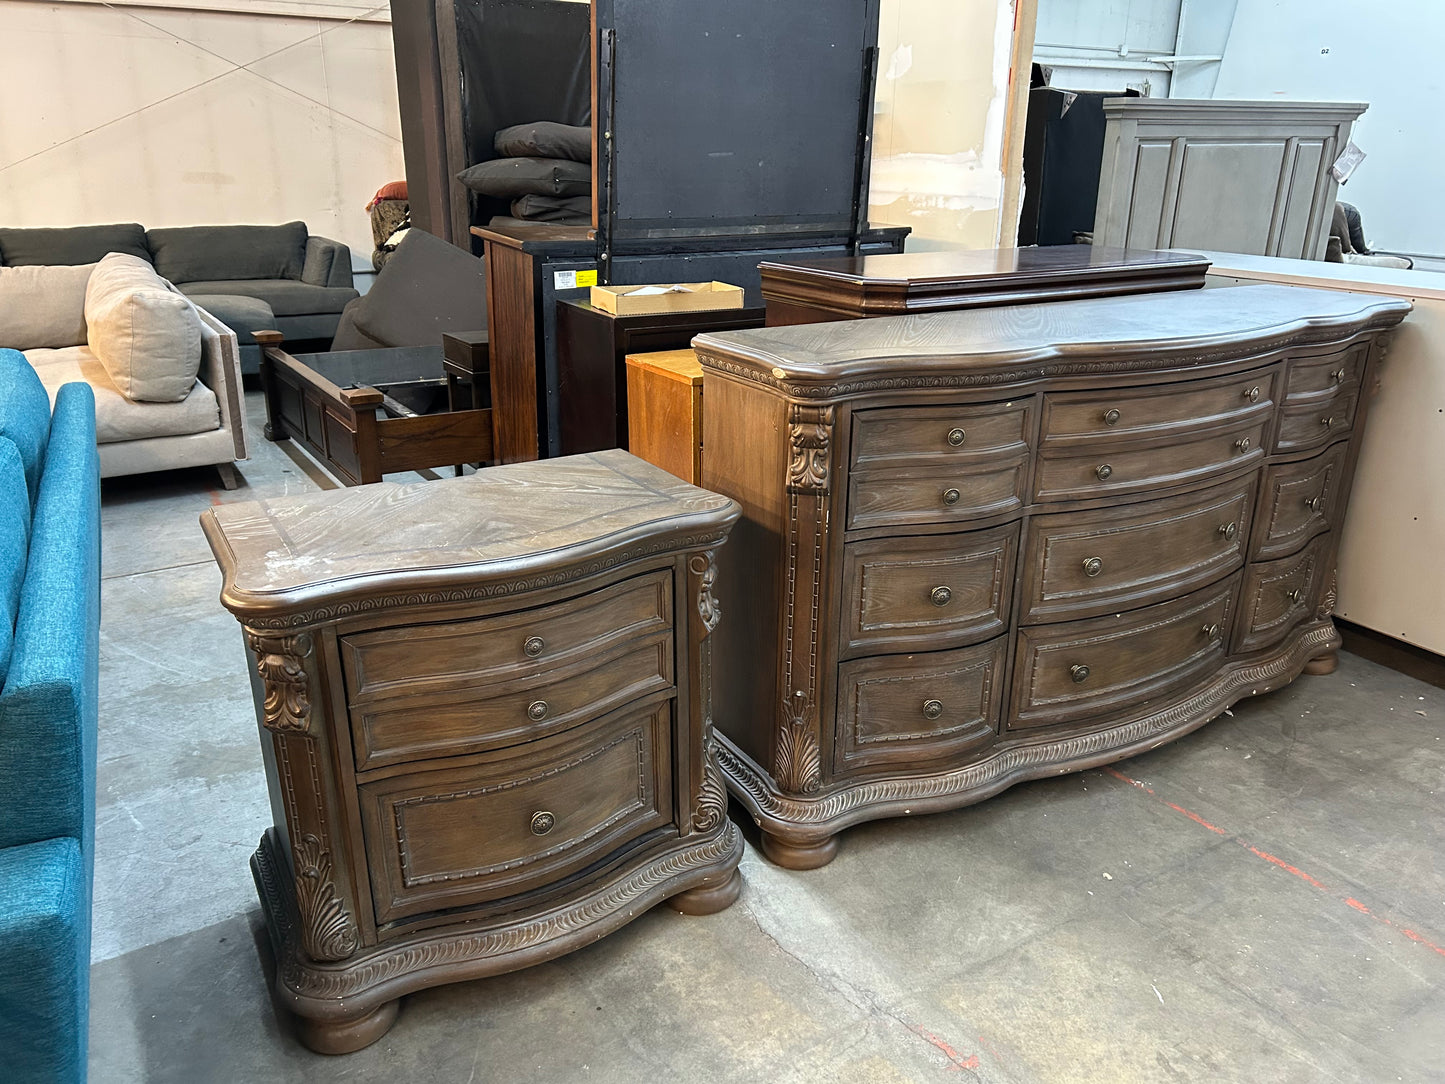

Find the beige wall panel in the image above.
[{"left": 132, "top": 8, "right": 323, "bottom": 68}]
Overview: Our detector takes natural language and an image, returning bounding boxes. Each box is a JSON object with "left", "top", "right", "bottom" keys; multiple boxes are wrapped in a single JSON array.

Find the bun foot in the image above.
[
  {"left": 1303, "top": 650, "right": 1339, "bottom": 676},
  {"left": 760, "top": 831, "right": 838, "bottom": 870},
  {"left": 296, "top": 999, "right": 399, "bottom": 1055},
  {"left": 668, "top": 868, "right": 743, "bottom": 915}
]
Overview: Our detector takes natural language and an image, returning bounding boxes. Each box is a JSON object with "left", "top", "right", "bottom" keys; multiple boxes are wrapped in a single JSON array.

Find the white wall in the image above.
[
  {"left": 0, "top": 0, "right": 404, "bottom": 262},
  {"left": 1204, "top": 1, "right": 1444, "bottom": 258}
]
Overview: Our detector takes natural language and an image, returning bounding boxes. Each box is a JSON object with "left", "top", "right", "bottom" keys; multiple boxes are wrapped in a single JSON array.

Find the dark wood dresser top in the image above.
[
  {"left": 698, "top": 283, "right": 1412, "bottom": 390},
  {"left": 201, "top": 449, "right": 738, "bottom": 620}
]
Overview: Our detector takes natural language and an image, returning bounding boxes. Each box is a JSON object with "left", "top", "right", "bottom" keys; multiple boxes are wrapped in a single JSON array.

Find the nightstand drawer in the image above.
[
  {"left": 1020, "top": 476, "right": 1253, "bottom": 624},
  {"left": 351, "top": 634, "right": 675, "bottom": 770},
  {"left": 1252, "top": 443, "right": 1348, "bottom": 561},
  {"left": 341, "top": 570, "right": 672, "bottom": 701},
  {"left": 1040, "top": 369, "right": 1274, "bottom": 443},
  {"left": 359, "top": 699, "right": 673, "bottom": 924},
  {"left": 1235, "top": 536, "right": 1330, "bottom": 654},
  {"left": 851, "top": 399, "right": 1032, "bottom": 470},
  {"left": 839, "top": 523, "right": 1018, "bottom": 657},
  {"left": 1009, "top": 580, "right": 1235, "bottom": 730}
]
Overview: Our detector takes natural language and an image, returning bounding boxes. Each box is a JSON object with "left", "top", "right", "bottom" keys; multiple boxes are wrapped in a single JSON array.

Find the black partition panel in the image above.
[{"left": 599, "top": 0, "right": 879, "bottom": 246}]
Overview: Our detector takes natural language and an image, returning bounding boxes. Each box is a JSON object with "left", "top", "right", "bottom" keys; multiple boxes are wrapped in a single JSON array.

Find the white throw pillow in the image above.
[
  {"left": 85, "top": 252, "right": 202, "bottom": 403},
  {"left": 0, "top": 263, "right": 93, "bottom": 350}
]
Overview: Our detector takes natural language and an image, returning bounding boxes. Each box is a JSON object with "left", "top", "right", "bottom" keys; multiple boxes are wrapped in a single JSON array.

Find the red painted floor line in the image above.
[
  {"left": 908, "top": 1025, "right": 981, "bottom": 1071},
  {"left": 1102, "top": 766, "right": 1445, "bottom": 959}
]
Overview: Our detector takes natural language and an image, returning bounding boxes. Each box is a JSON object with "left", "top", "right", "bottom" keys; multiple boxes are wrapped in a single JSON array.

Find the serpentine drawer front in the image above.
[
  {"left": 202, "top": 451, "right": 743, "bottom": 1053},
  {"left": 694, "top": 282, "right": 1409, "bottom": 870}
]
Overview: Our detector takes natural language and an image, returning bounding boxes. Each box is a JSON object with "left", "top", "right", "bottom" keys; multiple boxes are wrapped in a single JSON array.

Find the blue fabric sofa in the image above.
[{"left": 0, "top": 349, "right": 101, "bottom": 1082}]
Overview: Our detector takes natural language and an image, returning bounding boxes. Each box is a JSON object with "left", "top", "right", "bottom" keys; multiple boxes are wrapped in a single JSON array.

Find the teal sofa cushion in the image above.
[
  {"left": 0, "top": 438, "right": 30, "bottom": 683},
  {"left": 147, "top": 221, "right": 307, "bottom": 284},
  {"left": 0, "top": 837, "right": 87, "bottom": 1083},
  {"left": 0, "top": 223, "right": 149, "bottom": 266},
  {"left": 0, "top": 349, "right": 51, "bottom": 509}
]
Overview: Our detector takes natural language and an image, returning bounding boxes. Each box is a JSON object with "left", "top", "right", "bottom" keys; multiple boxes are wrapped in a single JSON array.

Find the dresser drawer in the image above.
[
  {"left": 1020, "top": 477, "right": 1253, "bottom": 624},
  {"left": 1284, "top": 344, "right": 1367, "bottom": 399},
  {"left": 351, "top": 635, "right": 675, "bottom": 770},
  {"left": 851, "top": 399, "right": 1032, "bottom": 470},
  {"left": 840, "top": 523, "right": 1017, "bottom": 657},
  {"left": 341, "top": 570, "right": 672, "bottom": 701},
  {"left": 1040, "top": 369, "right": 1274, "bottom": 443},
  {"left": 835, "top": 638, "right": 1005, "bottom": 774},
  {"left": 847, "top": 456, "right": 1029, "bottom": 530},
  {"left": 359, "top": 699, "right": 673, "bottom": 924},
  {"left": 1009, "top": 580, "right": 1235, "bottom": 731},
  {"left": 1235, "top": 536, "right": 1330, "bottom": 654},
  {"left": 1034, "top": 419, "right": 1265, "bottom": 503},
  {"left": 1252, "top": 443, "right": 1348, "bottom": 561},
  {"left": 1274, "top": 389, "right": 1359, "bottom": 455}
]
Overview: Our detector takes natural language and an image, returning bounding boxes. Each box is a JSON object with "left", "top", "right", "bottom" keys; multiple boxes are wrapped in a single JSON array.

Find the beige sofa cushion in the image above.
[
  {"left": 0, "top": 263, "right": 93, "bottom": 349},
  {"left": 26, "top": 346, "right": 219, "bottom": 444},
  {"left": 84, "top": 252, "right": 202, "bottom": 403}
]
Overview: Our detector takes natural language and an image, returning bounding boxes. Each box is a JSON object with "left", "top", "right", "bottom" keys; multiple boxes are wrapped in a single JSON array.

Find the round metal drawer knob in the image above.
[
  {"left": 1082, "top": 556, "right": 1104, "bottom": 578},
  {"left": 530, "top": 810, "right": 556, "bottom": 836},
  {"left": 1235, "top": 437, "right": 1252, "bottom": 453},
  {"left": 1202, "top": 623, "right": 1222, "bottom": 640},
  {"left": 1305, "top": 495, "right": 1325, "bottom": 512},
  {"left": 1103, "top": 408, "right": 1121, "bottom": 426},
  {"left": 527, "top": 700, "right": 549, "bottom": 721},
  {"left": 1218, "top": 522, "right": 1238, "bottom": 541},
  {"left": 523, "top": 635, "right": 546, "bottom": 658},
  {"left": 946, "top": 427, "right": 966, "bottom": 447},
  {"left": 1070, "top": 664, "right": 1091, "bottom": 684},
  {"left": 1288, "top": 587, "right": 1305, "bottom": 604},
  {"left": 1245, "top": 385, "right": 1262, "bottom": 403},
  {"left": 942, "top": 487, "right": 961, "bottom": 506},
  {"left": 1095, "top": 464, "right": 1113, "bottom": 481},
  {"left": 922, "top": 699, "right": 944, "bottom": 720},
  {"left": 1321, "top": 415, "right": 1335, "bottom": 428},
  {"left": 1332, "top": 367, "right": 1347, "bottom": 383},
  {"left": 930, "top": 586, "right": 953, "bottom": 606}
]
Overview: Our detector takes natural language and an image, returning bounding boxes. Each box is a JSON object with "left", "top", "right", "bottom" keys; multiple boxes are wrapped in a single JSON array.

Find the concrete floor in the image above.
[{"left": 88, "top": 393, "right": 1445, "bottom": 1083}]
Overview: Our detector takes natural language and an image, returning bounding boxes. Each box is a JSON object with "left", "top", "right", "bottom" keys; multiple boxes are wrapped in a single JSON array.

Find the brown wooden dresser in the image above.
[
  {"left": 201, "top": 451, "right": 741, "bottom": 1052},
  {"left": 693, "top": 283, "right": 1410, "bottom": 870}
]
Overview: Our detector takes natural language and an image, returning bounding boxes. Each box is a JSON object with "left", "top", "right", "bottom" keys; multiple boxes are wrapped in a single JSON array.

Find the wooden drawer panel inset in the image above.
[
  {"left": 1274, "top": 389, "right": 1359, "bottom": 455},
  {"left": 360, "top": 699, "right": 673, "bottom": 924},
  {"left": 352, "top": 635, "right": 674, "bottom": 770},
  {"left": 835, "top": 638, "right": 1005, "bottom": 774},
  {"left": 1034, "top": 420, "right": 1266, "bottom": 503},
  {"left": 847, "top": 458, "right": 1028, "bottom": 530},
  {"left": 1235, "top": 536, "right": 1329, "bottom": 654},
  {"left": 851, "top": 399, "right": 1032, "bottom": 470},
  {"left": 1009, "top": 580, "right": 1236, "bottom": 730},
  {"left": 1252, "top": 443, "right": 1348, "bottom": 562},
  {"left": 840, "top": 523, "right": 1018, "bottom": 658},
  {"left": 342, "top": 570, "right": 672, "bottom": 701},
  {"left": 1021, "top": 477, "right": 1254, "bottom": 624},
  {"left": 1040, "top": 369, "right": 1275, "bottom": 443},
  {"left": 1284, "top": 344, "right": 1367, "bottom": 399}
]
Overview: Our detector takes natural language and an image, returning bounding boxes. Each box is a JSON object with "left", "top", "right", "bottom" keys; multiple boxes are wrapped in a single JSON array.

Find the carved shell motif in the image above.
[
  {"left": 786, "top": 404, "right": 834, "bottom": 495},
  {"left": 694, "top": 736, "right": 728, "bottom": 833},
  {"left": 776, "top": 692, "right": 822, "bottom": 794},
  {"left": 690, "top": 552, "right": 722, "bottom": 634},
  {"left": 248, "top": 631, "right": 314, "bottom": 733},
  {"left": 291, "top": 833, "right": 359, "bottom": 962},
  {"left": 1318, "top": 569, "right": 1338, "bottom": 619}
]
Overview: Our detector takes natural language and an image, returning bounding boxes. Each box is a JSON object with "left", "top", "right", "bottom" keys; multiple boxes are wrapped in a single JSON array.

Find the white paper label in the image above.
[
  {"left": 1330, "top": 141, "right": 1365, "bottom": 184},
  {"left": 553, "top": 269, "right": 577, "bottom": 290}
]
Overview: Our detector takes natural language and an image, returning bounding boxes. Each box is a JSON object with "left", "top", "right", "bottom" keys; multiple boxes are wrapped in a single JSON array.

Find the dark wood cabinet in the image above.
[
  {"left": 202, "top": 451, "right": 741, "bottom": 1053},
  {"left": 694, "top": 283, "right": 1409, "bottom": 870}
]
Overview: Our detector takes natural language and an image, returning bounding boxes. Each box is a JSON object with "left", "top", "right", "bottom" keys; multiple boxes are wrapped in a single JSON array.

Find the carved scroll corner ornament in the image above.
[
  {"left": 693, "top": 735, "right": 728, "bottom": 833},
  {"left": 247, "top": 630, "right": 315, "bottom": 734},
  {"left": 776, "top": 691, "right": 822, "bottom": 795},
  {"left": 689, "top": 551, "right": 722, "bottom": 635},
  {"left": 1318, "top": 569, "right": 1338, "bottom": 620},
  {"left": 786, "top": 404, "right": 835, "bottom": 496},
  {"left": 291, "top": 832, "right": 360, "bottom": 962}
]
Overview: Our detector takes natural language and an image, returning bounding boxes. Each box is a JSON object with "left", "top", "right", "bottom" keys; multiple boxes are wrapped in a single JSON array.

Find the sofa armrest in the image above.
[
  {"left": 194, "top": 308, "right": 248, "bottom": 463},
  {"left": 0, "top": 383, "right": 99, "bottom": 853},
  {"left": 302, "top": 236, "right": 354, "bottom": 289}
]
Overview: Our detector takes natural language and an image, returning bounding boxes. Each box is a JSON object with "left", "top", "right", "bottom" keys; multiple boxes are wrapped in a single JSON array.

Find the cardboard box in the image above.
[{"left": 590, "top": 281, "right": 744, "bottom": 317}]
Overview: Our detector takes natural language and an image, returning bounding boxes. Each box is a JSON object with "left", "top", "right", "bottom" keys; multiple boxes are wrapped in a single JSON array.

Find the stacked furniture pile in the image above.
[
  {"left": 456, "top": 121, "right": 591, "bottom": 228},
  {"left": 0, "top": 351, "right": 100, "bottom": 1081},
  {"left": 0, "top": 253, "right": 247, "bottom": 488}
]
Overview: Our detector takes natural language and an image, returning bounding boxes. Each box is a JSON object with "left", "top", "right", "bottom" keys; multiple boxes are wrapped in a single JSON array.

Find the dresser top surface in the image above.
[
  {"left": 757, "top": 246, "right": 1209, "bottom": 290},
  {"left": 202, "top": 450, "right": 738, "bottom": 621},
  {"left": 695, "top": 282, "right": 1411, "bottom": 391}
]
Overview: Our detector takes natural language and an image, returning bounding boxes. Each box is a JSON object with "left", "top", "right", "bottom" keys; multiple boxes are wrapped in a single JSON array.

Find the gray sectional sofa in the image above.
[{"left": 0, "top": 222, "right": 358, "bottom": 373}]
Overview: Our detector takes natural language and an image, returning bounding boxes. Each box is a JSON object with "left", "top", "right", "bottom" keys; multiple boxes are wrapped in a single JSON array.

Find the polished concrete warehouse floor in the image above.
[{"left": 87, "top": 394, "right": 1445, "bottom": 1082}]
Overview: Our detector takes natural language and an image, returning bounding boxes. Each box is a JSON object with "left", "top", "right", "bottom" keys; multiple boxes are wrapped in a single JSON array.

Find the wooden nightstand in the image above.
[
  {"left": 202, "top": 450, "right": 741, "bottom": 1053},
  {"left": 625, "top": 349, "right": 704, "bottom": 484}
]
